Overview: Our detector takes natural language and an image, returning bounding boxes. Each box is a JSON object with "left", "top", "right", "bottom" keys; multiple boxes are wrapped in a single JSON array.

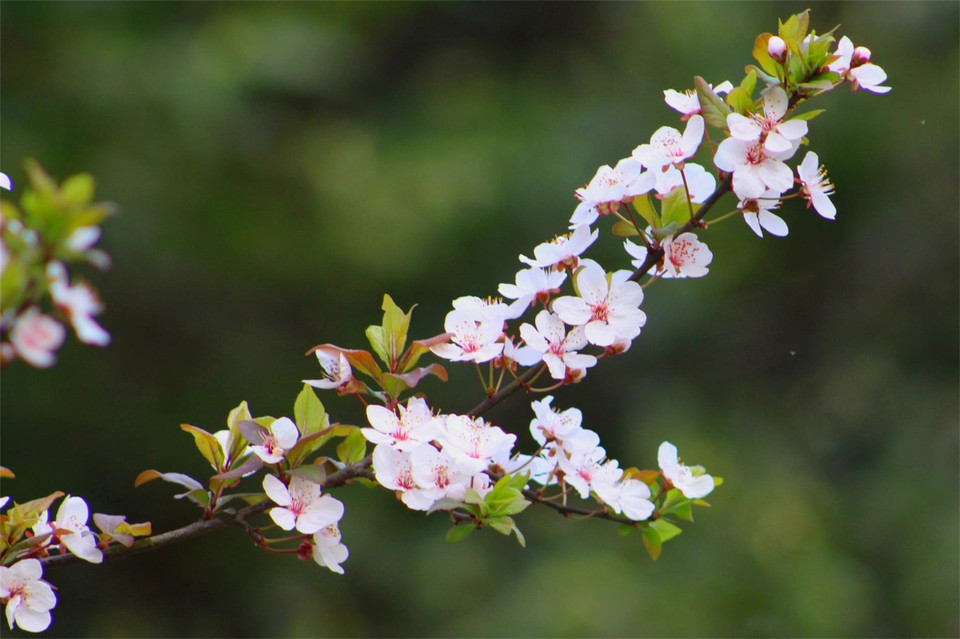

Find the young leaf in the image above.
[
  {"left": 752, "top": 34, "right": 781, "bottom": 78},
  {"left": 632, "top": 193, "right": 660, "bottom": 229},
  {"left": 791, "top": 108, "right": 826, "bottom": 121},
  {"left": 612, "top": 220, "right": 641, "bottom": 238},
  {"left": 694, "top": 76, "right": 733, "bottom": 130},
  {"left": 446, "top": 524, "right": 477, "bottom": 544},
  {"left": 642, "top": 525, "right": 663, "bottom": 560},
  {"left": 725, "top": 87, "right": 755, "bottom": 115},
  {"left": 650, "top": 518, "right": 683, "bottom": 543},
  {"left": 659, "top": 186, "right": 700, "bottom": 228},
  {"left": 180, "top": 424, "right": 223, "bottom": 470},
  {"left": 294, "top": 384, "right": 327, "bottom": 436},
  {"left": 336, "top": 428, "right": 367, "bottom": 465}
]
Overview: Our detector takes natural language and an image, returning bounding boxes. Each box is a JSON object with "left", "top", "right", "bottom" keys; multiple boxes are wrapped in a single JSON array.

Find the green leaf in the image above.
[
  {"left": 752, "top": 34, "right": 781, "bottom": 78},
  {"left": 486, "top": 516, "right": 526, "bottom": 547},
  {"left": 366, "top": 294, "right": 415, "bottom": 369},
  {"left": 694, "top": 76, "right": 732, "bottom": 130},
  {"left": 624, "top": 468, "right": 661, "bottom": 486},
  {"left": 226, "top": 401, "right": 253, "bottom": 462},
  {"left": 180, "top": 424, "right": 223, "bottom": 470},
  {"left": 285, "top": 429, "right": 336, "bottom": 468},
  {"left": 336, "top": 428, "right": 367, "bottom": 465},
  {"left": 7, "top": 492, "right": 65, "bottom": 525},
  {"left": 740, "top": 68, "right": 758, "bottom": 98},
  {"left": 642, "top": 525, "right": 662, "bottom": 560},
  {"left": 60, "top": 173, "right": 95, "bottom": 207},
  {"left": 650, "top": 518, "right": 683, "bottom": 543},
  {"left": 294, "top": 385, "right": 327, "bottom": 436},
  {"left": 725, "top": 87, "right": 755, "bottom": 115},
  {"left": 791, "top": 108, "right": 826, "bottom": 121},
  {"left": 659, "top": 186, "right": 700, "bottom": 228},
  {"left": 289, "top": 463, "right": 328, "bottom": 485},
  {"left": 134, "top": 470, "right": 203, "bottom": 492},
  {"left": 612, "top": 220, "right": 641, "bottom": 237},
  {"left": 446, "top": 524, "right": 476, "bottom": 544},
  {"left": 778, "top": 10, "right": 809, "bottom": 44},
  {"left": 632, "top": 193, "right": 659, "bottom": 228}
]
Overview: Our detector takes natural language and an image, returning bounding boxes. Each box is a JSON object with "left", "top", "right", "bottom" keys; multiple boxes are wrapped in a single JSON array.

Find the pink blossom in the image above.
[{"left": 9, "top": 308, "right": 65, "bottom": 369}]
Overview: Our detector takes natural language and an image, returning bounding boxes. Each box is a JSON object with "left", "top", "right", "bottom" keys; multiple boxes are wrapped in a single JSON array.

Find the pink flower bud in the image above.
[
  {"left": 852, "top": 46, "right": 872, "bottom": 66},
  {"left": 768, "top": 36, "right": 788, "bottom": 62}
]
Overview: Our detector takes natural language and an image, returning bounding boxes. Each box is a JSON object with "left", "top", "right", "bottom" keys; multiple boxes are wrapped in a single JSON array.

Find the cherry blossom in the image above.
[
  {"left": 429, "top": 306, "right": 503, "bottom": 364},
  {"left": 52, "top": 496, "right": 103, "bottom": 564},
  {"left": 312, "top": 523, "right": 349, "bottom": 574},
  {"left": 767, "top": 35, "right": 787, "bottom": 63},
  {"left": 435, "top": 414, "right": 516, "bottom": 475},
  {"left": 528, "top": 396, "right": 598, "bottom": 453},
  {"left": 518, "top": 310, "right": 597, "bottom": 380},
  {"left": 519, "top": 224, "right": 598, "bottom": 271},
  {"left": 451, "top": 295, "right": 512, "bottom": 325},
  {"left": 498, "top": 267, "right": 567, "bottom": 319},
  {"left": 658, "top": 441, "right": 715, "bottom": 499},
  {"left": 624, "top": 233, "right": 713, "bottom": 279},
  {"left": 92, "top": 513, "right": 138, "bottom": 547},
  {"left": 409, "top": 444, "right": 470, "bottom": 506},
  {"left": 738, "top": 190, "right": 789, "bottom": 238},
  {"left": 631, "top": 115, "right": 705, "bottom": 170},
  {"left": 652, "top": 163, "right": 716, "bottom": 203},
  {"left": 263, "top": 474, "right": 344, "bottom": 535},
  {"left": 551, "top": 262, "right": 646, "bottom": 347},
  {"left": 828, "top": 36, "right": 891, "bottom": 94},
  {"left": 610, "top": 478, "right": 656, "bottom": 521},
  {"left": 0, "top": 559, "right": 56, "bottom": 633},
  {"left": 0, "top": 172, "right": 11, "bottom": 191},
  {"left": 9, "top": 308, "right": 65, "bottom": 369},
  {"left": 556, "top": 446, "right": 607, "bottom": 499},
  {"left": 796, "top": 151, "right": 836, "bottom": 220},
  {"left": 569, "top": 158, "right": 655, "bottom": 228},
  {"left": 726, "top": 87, "right": 807, "bottom": 154},
  {"left": 663, "top": 81, "right": 733, "bottom": 119},
  {"left": 249, "top": 417, "right": 300, "bottom": 464},
  {"left": 304, "top": 348, "right": 354, "bottom": 392},
  {"left": 713, "top": 135, "right": 796, "bottom": 200},
  {"left": 46, "top": 262, "right": 110, "bottom": 346},
  {"left": 362, "top": 397, "right": 439, "bottom": 452}
]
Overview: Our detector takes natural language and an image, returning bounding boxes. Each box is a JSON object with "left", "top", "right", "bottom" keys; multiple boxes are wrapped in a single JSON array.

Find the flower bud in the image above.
[
  {"left": 852, "top": 45, "right": 872, "bottom": 66},
  {"left": 768, "top": 36, "right": 788, "bottom": 63}
]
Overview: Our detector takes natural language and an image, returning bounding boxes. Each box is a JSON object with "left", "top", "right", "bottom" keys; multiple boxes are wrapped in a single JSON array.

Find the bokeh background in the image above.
[{"left": 2, "top": 2, "right": 957, "bottom": 637}]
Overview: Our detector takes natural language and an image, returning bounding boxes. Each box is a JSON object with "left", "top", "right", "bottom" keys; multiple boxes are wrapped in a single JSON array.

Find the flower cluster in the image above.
[
  {"left": 0, "top": 491, "right": 150, "bottom": 632},
  {"left": 0, "top": 165, "right": 113, "bottom": 369}
]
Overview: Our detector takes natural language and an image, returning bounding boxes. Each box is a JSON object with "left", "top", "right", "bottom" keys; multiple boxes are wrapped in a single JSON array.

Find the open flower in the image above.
[
  {"left": 9, "top": 308, "right": 65, "bottom": 369},
  {"left": 518, "top": 311, "right": 597, "bottom": 380},
  {"left": 429, "top": 307, "right": 503, "bottom": 364},
  {"left": 304, "top": 348, "right": 354, "bottom": 392},
  {"left": 658, "top": 441, "right": 715, "bottom": 499},
  {"left": 362, "top": 397, "right": 439, "bottom": 452},
  {"left": 631, "top": 115, "right": 705, "bottom": 169},
  {"left": 663, "top": 80, "right": 733, "bottom": 119},
  {"left": 262, "top": 474, "right": 344, "bottom": 535},
  {"left": 828, "top": 36, "right": 891, "bottom": 94},
  {"left": 0, "top": 559, "right": 56, "bottom": 633},
  {"left": 714, "top": 136, "right": 796, "bottom": 200},
  {"left": 52, "top": 496, "right": 102, "bottom": 564},
  {"left": 570, "top": 159, "right": 655, "bottom": 228},
  {"left": 312, "top": 523, "right": 349, "bottom": 574},
  {"left": 249, "top": 417, "right": 300, "bottom": 464},
  {"left": 519, "top": 224, "right": 598, "bottom": 271},
  {"left": 796, "top": 151, "right": 836, "bottom": 220},
  {"left": 738, "top": 190, "right": 789, "bottom": 238},
  {"left": 435, "top": 414, "right": 516, "bottom": 475},
  {"left": 727, "top": 87, "right": 808, "bottom": 154},
  {"left": 499, "top": 268, "right": 566, "bottom": 320},
  {"left": 624, "top": 233, "right": 712, "bottom": 279},
  {"left": 46, "top": 262, "right": 110, "bottom": 346},
  {"left": 551, "top": 262, "right": 646, "bottom": 347}
]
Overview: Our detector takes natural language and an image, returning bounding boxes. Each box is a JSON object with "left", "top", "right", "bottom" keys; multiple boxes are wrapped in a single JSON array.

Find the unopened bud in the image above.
[
  {"left": 768, "top": 36, "right": 788, "bottom": 63},
  {"left": 852, "top": 46, "right": 872, "bottom": 66},
  {"left": 296, "top": 540, "right": 314, "bottom": 561}
]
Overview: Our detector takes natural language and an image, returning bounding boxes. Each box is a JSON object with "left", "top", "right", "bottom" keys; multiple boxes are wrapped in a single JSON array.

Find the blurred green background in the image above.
[{"left": 2, "top": 2, "right": 957, "bottom": 637}]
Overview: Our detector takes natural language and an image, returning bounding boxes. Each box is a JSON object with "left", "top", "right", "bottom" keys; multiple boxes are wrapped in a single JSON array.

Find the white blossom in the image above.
[
  {"left": 551, "top": 262, "right": 646, "bottom": 347},
  {"left": 249, "top": 417, "right": 300, "bottom": 464},
  {"left": 312, "top": 523, "right": 349, "bottom": 574},
  {"left": 518, "top": 311, "right": 597, "bottom": 380},
  {"left": 52, "top": 496, "right": 102, "bottom": 564},
  {"left": 498, "top": 267, "right": 566, "bottom": 319},
  {"left": 714, "top": 136, "right": 796, "bottom": 200},
  {"left": 9, "top": 308, "right": 65, "bottom": 369},
  {"left": 796, "top": 151, "right": 836, "bottom": 220},
  {"left": 726, "top": 86, "right": 808, "bottom": 154},
  {"left": 631, "top": 115, "right": 705, "bottom": 170},
  {"left": 304, "top": 348, "right": 353, "bottom": 391},
  {"left": 738, "top": 190, "right": 789, "bottom": 238},
  {"left": 658, "top": 441, "right": 715, "bottom": 499},
  {"left": 570, "top": 158, "right": 655, "bottom": 228},
  {"left": 262, "top": 474, "right": 344, "bottom": 535},
  {"left": 362, "top": 397, "right": 439, "bottom": 452},
  {"left": 519, "top": 224, "right": 598, "bottom": 271},
  {"left": 663, "top": 81, "right": 733, "bottom": 119},
  {"left": 0, "top": 559, "right": 56, "bottom": 633},
  {"left": 828, "top": 36, "right": 891, "bottom": 94},
  {"left": 624, "top": 233, "right": 713, "bottom": 279},
  {"left": 46, "top": 262, "right": 110, "bottom": 346}
]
